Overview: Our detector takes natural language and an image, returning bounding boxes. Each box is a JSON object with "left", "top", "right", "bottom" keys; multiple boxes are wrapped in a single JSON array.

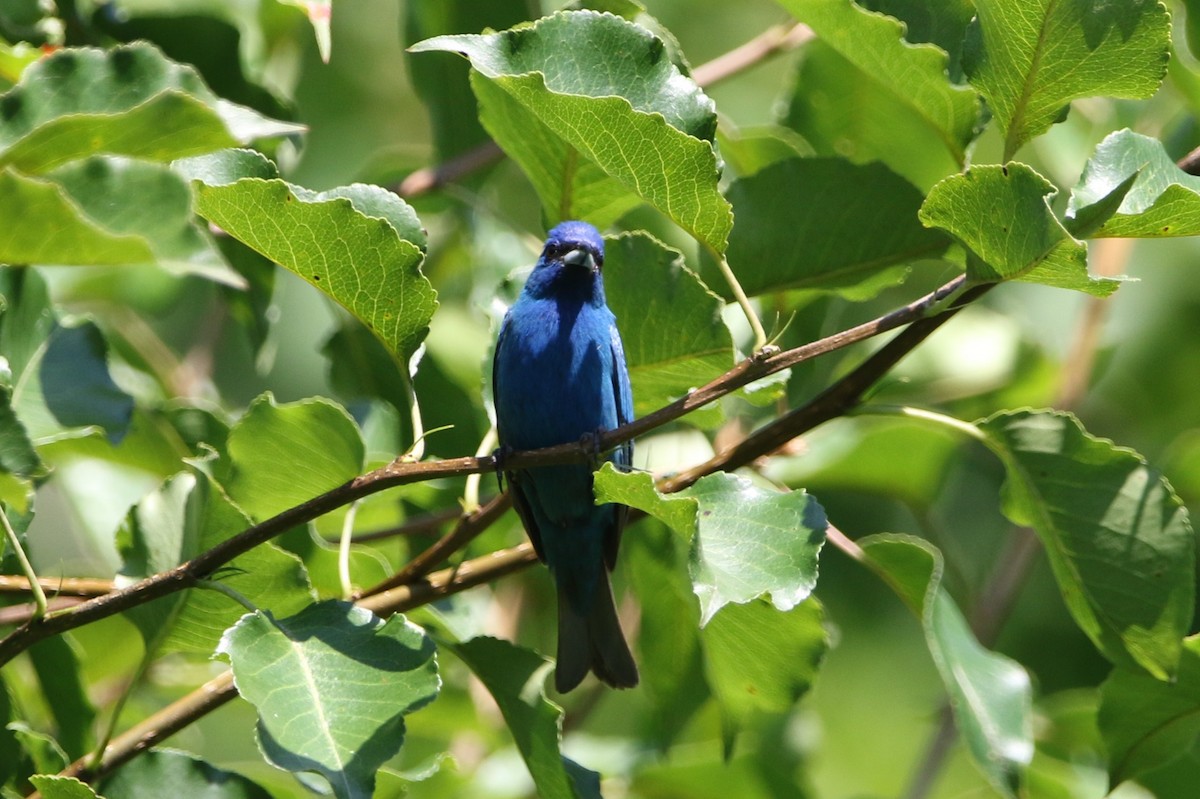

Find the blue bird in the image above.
[{"left": 493, "top": 220, "right": 638, "bottom": 692}]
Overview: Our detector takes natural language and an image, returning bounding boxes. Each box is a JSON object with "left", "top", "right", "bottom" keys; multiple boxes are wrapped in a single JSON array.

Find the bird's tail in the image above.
[{"left": 554, "top": 572, "right": 638, "bottom": 693}]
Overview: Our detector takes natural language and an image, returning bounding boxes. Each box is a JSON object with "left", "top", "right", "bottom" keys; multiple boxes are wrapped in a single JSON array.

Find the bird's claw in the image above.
[
  {"left": 578, "top": 429, "right": 604, "bottom": 466},
  {"left": 753, "top": 343, "right": 781, "bottom": 362},
  {"left": 493, "top": 444, "right": 514, "bottom": 491}
]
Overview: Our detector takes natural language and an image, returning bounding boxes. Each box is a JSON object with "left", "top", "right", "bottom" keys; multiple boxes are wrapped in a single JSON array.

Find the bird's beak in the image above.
[{"left": 562, "top": 247, "right": 598, "bottom": 273}]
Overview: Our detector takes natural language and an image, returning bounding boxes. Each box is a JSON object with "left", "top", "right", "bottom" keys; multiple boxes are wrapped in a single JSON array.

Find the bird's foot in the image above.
[
  {"left": 492, "top": 444, "right": 515, "bottom": 492},
  {"left": 578, "top": 429, "right": 604, "bottom": 467}
]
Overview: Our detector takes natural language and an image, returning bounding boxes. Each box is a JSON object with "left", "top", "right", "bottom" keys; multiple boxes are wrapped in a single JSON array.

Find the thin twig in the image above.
[
  {"left": 0, "top": 575, "right": 114, "bottom": 597},
  {"left": 1, "top": 507, "right": 46, "bottom": 620},
  {"left": 0, "top": 274, "right": 971, "bottom": 668}
]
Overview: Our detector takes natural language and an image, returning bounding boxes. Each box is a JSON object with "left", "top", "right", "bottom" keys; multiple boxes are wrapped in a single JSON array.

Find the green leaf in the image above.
[
  {"left": 782, "top": 41, "right": 961, "bottom": 190},
  {"left": 220, "top": 393, "right": 365, "bottom": 523},
  {"left": 775, "top": 0, "right": 980, "bottom": 166},
  {"left": 605, "top": 232, "right": 733, "bottom": 419},
  {"left": 278, "top": 0, "right": 332, "bottom": 62},
  {"left": 28, "top": 637, "right": 95, "bottom": 761},
  {"left": 0, "top": 43, "right": 299, "bottom": 174},
  {"left": 411, "top": 10, "right": 732, "bottom": 252},
  {"left": 449, "top": 636, "right": 601, "bottom": 799},
  {"left": 40, "top": 320, "right": 133, "bottom": 444},
  {"left": 627, "top": 522, "right": 710, "bottom": 748},
  {"left": 117, "top": 470, "right": 313, "bottom": 655},
  {"left": 46, "top": 156, "right": 231, "bottom": 281},
  {"left": 1068, "top": 129, "right": 1200, "bottom": 238},
  {"left": 716, "top": 124, "right": 813, "bottom": 179},
  {"left": 26, "top": 776, "right": 100, "bottom": 799},
  {"left": 701, "top": 598, "right": 826, "bottom": 744},
  {"left": 978, "top": 409, "right": 1195, "bottom": 679},
  {"left": 10, "top": 724, "right": 67, "bottom": 775},
  {"left": 593, "top": 466, "right": 827, "bottom": 625},
  {"left": 962, "top": 0, "right": 1170, "bottom": 159},
  {"left": 403, "top": 0, "right": 533, "bottom": 163},
  {"left": 919, "top": 163, "right": 1118, "bottom": 296},
  {"left": 1099, "top": 634, "right": 1200, "bottom": 784},
  {"left": 100, "top": 749, "right": 273, "bottom": 799},
  {"left": 217, "top": 601, "right": 439, "bottom": 799},
  {"left": 722, "top": 157, "right": 951, "bottom": 299},
  {"left": 0, "top": 362, "right": 45, "bottom": 502},
  {"left": 861, "top": 534, "right": 1033, "bottom": 797},
  {"left": 178, "top": 150, "right": 436, "bottom": 366}
]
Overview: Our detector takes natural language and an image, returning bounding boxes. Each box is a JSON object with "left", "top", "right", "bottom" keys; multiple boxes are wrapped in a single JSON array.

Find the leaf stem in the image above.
[
  {"left": 854, "top": 404, "right": 989, "bottom": 445},
  {"left": 1, "top": 506, "right": 45, "bottom": 620},
  {"left": 338, "top": 500, "right": 361, "bottom": 600},
  {"left": 463, "top": 426, "right": 498, "bottom": 514},
  {"left": 706, "top": 243, "right": 768, "bottom": 352},
  {"left": 196, "top": 579, "right": 260, "bottom": 614}
]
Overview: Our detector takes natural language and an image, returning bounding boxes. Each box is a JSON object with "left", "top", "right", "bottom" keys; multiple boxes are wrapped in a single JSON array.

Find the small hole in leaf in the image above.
[{"left": 312, "top": 274, "right": 322, "bottom": 282}]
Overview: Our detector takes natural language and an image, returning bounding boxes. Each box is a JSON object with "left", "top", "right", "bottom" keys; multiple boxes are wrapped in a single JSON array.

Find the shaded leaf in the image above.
[
  {"left": 862, "top": 534, "right": 1032, "bottom": 797},
  {"left": 412, "top": 10, "right": 731, "bottom": 251},
  {"left": 722, "top": 157, "right": 950, "bottom": 299},
  {"left": 217, "top": 601, "right": 439, "bottom": 799},
  {"left": 41, "top": 320, "right": 133, "bottom": 444},
  {"left": 0, "top": 362, "right": 44, "bottom": 506},
  {"left": 920, "top": 163, "right": 1118, "bottom": 296},
  {"left": 100, "top": 749, "right": 273, "bottom": 799},
  {"left": 449, "top": 636, "right": 601, "bottom": 799},
  {"left": 28, "top": 637, "right": 95, "bottom": 761},
  {"left": 178, "top": 149, "right": 436, "bottom": 365},
  {"left": 701, "top": 598, "right": 826, "bottom": 746},
  {"left": 978, "top": 410, "right": 1194, "bottom": 679},
  {"left": 0, "top": 42, "right": 299, "bottom": 174},
  {"left": 1068, "top": 129, "right": 1200, "bottom": 238},
  {"left": 962, "top": 0, "right": 1170, "bottom": 158},
  {"left": 605, "top": 232, "right": 733, "bottom": 419},
  {"left": 117, "top": 470, "right": 313, "bottom": 655},
  {"left": 593, "top": 465, "right": 827, "bottom": 625},
  {"left": 220, "top": 393, "right": 365, "bottom": 523},
  {"left": 1099, "top": 634, "right": 1200, "bottom": 784},
  {"left": 776, "top": 0, "right": 979, "bottom": 166}
]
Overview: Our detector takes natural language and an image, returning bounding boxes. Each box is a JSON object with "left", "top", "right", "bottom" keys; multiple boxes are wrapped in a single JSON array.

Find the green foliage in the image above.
[
  {"left": 217, "top": 602, "right": 439, "bottom": 799},
  {"left": 2, "top": 2, "right": 1199, "bottom": 798}
]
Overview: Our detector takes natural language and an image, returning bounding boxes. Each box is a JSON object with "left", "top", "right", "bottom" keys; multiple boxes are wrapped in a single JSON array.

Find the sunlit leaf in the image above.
[
  {"left": 862, "top": 534, "right": 1032, "bottom": 797},
  {"left": 1068, "top": 129, "right": 1200, "bottom": 238},
  {"left": 27, "top": 776, "right": 100, "bottom": 799},
  {"left": 920, "top": 163, "right": 1118, "bottom": 296},
  {"left": 978, "top": 410, "right": 1194, "bottom": 679},
  {"left": 177, "top": 149, "right": 436, "bottom": 365},
  {"left": 963, "top": 0, "right": 1170, "bottom": 158},
  {"left": 217, "top": 601, "right": 439, "bottom": 799},
  {"left": 411, "top": 10, "right": 731, "bottom": 251}
]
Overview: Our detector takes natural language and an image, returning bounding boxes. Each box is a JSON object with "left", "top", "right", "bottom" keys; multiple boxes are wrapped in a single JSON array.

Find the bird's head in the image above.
[{"left": 525, "top": 221, "right": 606, "bottom": 301}]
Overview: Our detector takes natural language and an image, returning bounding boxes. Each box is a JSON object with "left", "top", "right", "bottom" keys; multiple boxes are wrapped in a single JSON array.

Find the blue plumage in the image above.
[{"left": 493, "top": 220, "right": 638, "bottom": 692}]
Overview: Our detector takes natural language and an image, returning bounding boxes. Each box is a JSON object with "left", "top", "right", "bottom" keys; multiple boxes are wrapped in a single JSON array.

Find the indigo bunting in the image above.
[{"left": 493, "top": 221, "right": 638, "bottom": 692}]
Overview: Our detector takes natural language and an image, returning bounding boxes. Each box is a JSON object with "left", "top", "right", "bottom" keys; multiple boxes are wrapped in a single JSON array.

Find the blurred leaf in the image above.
[
  {"left": 783, "top": 41, "right": 961, "bottom": 190},
  {"left": 28, "top": 637, "right": 95, "bottom": 760},
  {"left": 722, "top": 157, "right": 950, "bottom": 299},
  {"left": 10, "top": 724, "right": 67, "bottom": 775},
  {"left": 979, "top": 410, "right": 1194, "bottom": 679},
  {"left": 605, "top": 232, "right": 733, "bottom": 419},
  {"left": 100, "top": 749, "right": 273, "bottom": 799},
  {"left": 0, "top": 366, "right": 44, "bottom": 505},
  {"left": 701, "top": 598, "right": 826, "bottom": 747},
  {"left": 403, "top": 0, "right": 532, "bottom": 163},
  {"left": 277, "top": 0, "right": 331, "bottom": 62},
  {"left": 178, "top": 149, "right": 436, "bottom": 365},
  {"left": 962, "top": 0, "right": 1170, "bottom": 159},
  {"left": 449, "top": 635, "right": 601, "bottom": 799},
  {"left": 593, "top": 466, "right": 827, "bottom": 625},
  {"left": 857, "top": 0, "right": 975, "bottom": 72},
  {"left": 861, "top": 534, "right": 1032, "bottom": 797},
  {"left": 716, "top": 124, "right": 812, "bottom": 179},
  {"left": 323, "top": 320, "right": 411, "bottom": 422},
  {"left": 41, "top": 320, "right": 134, "bottom": 444},
  {"left": 411, "top": 10, "right": 732, "bottom": 251},
  {"left": 46, "top": 156, "right": 234, "bottom": 282},
  {"left": 220, "top": 393, "right": 364, "bottom": 522},
  {"left": 0, "top": 676, "right": 19, "bottom": 786},
  {"left": 1099, "top": 634, "right": 1200, "bottom": 784},
  {"left": 1068, "top": 129, "right": 1200, "bottom": 238},
  {"left": 27, "top": 776, "right": 100, "bottom": 799},
  {"left": 628, "top": 521, "right": 710, "bottom": 748},
  {"left": 117, "top": 470, "right": 313, "bottom": 655},
  {"left": 776, "top": 0, "right": 979, "bottom": 166},
  {"left": 0, "top": 42, "right": 299, "bottom": 174},
  {"left": 920, "top": 164, "right": 1119, "bottom": 296},
  {"left": 217, "top": 601, "right": 439, "bottom": 799}
]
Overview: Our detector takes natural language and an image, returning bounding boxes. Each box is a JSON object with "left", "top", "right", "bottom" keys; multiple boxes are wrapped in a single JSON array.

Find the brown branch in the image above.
[
  {"left": 0, "top": 273, "right": 970, "bottom": 669},
  {"left": 0, "top": 575, "right": 114, "bottom": 597},
  {"left": 322, "top": 504, "right": 465, "bottom": 544}
]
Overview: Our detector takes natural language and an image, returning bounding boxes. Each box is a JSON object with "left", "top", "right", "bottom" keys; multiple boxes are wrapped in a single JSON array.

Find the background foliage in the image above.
[{"left": 2, "top": 1, "right": 1200, "bottom": 798}]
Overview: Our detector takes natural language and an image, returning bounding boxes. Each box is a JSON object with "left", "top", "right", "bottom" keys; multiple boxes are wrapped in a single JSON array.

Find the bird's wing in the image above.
[
  {"left": 605, "top": 322, "right": 634, "bottom": 570},
  {"left": 493, "top": 316, "right": 546, "bottom": 563}
]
